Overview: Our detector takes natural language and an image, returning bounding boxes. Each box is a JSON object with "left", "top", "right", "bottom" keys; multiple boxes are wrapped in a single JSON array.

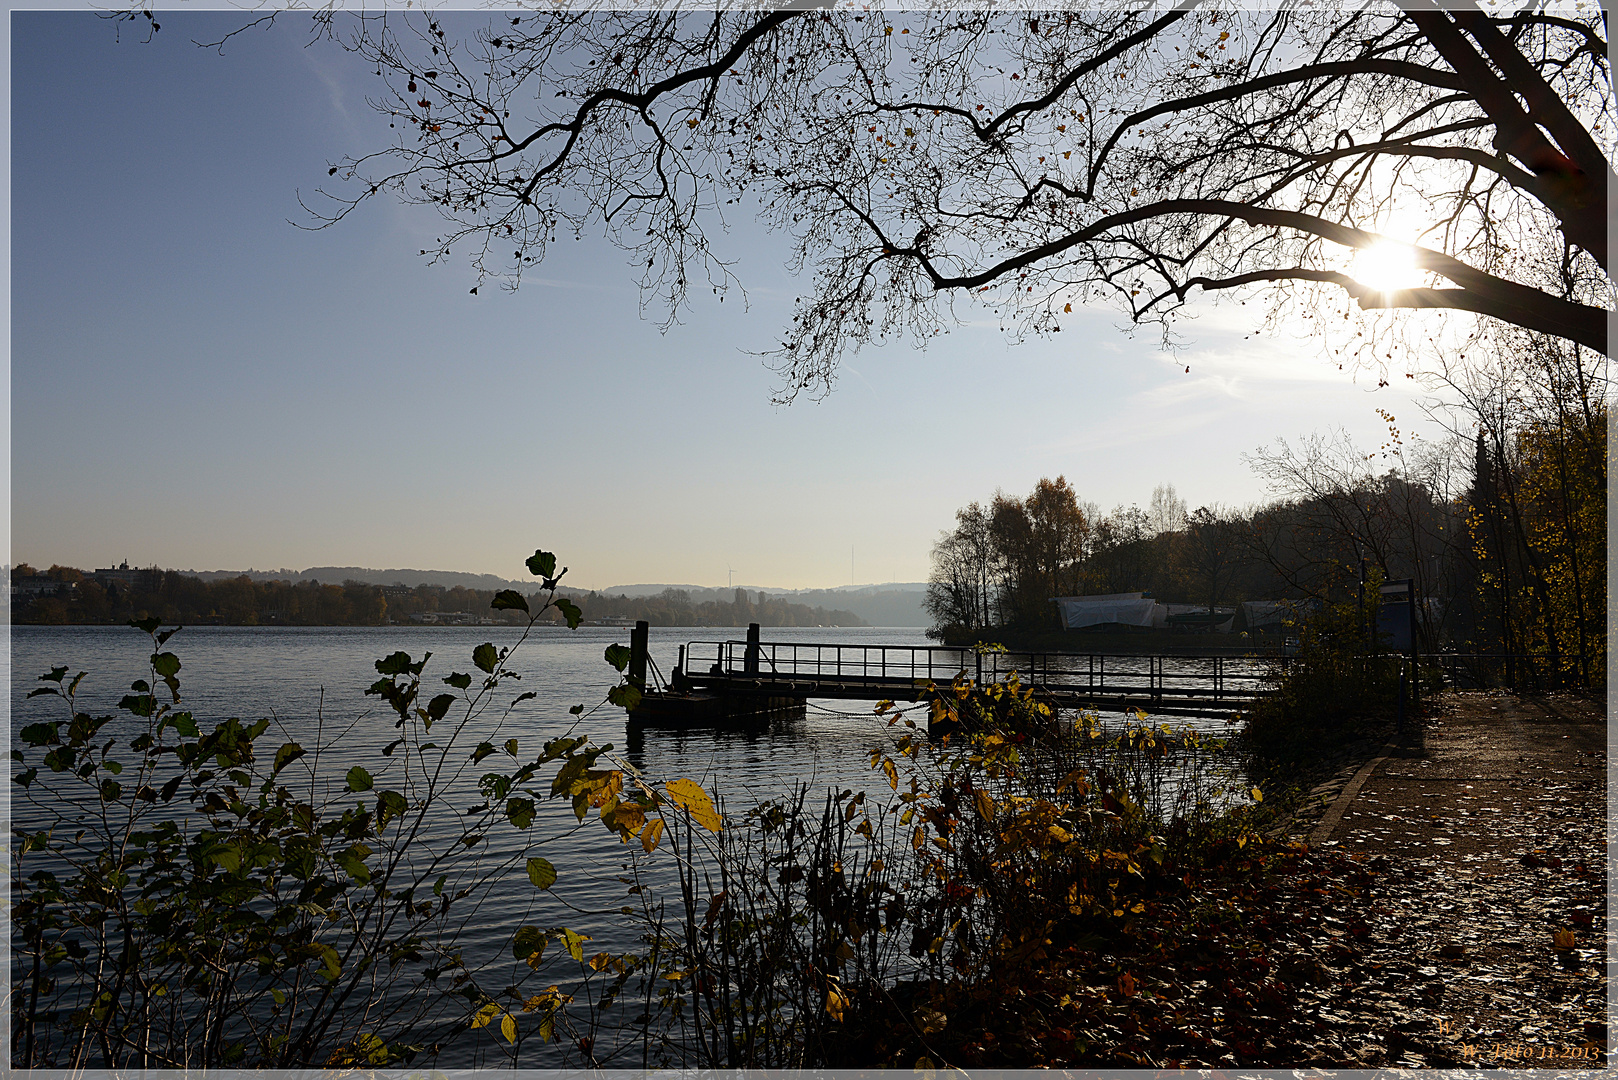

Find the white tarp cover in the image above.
[{"left": 1054, "top": 593, "right": 1163, "bottom": 630}]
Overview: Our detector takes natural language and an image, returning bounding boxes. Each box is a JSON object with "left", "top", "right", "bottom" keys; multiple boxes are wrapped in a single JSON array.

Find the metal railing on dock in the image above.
[{"left": 678, "top": 636, "right": 1281, "bottom": 711}]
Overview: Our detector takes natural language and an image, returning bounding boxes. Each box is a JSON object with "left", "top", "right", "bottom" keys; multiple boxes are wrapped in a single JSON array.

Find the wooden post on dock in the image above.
[
  {"left": 629, "top": 620, "right": 650, "bottom": 691},
  {"left": 745, "top": 623, "right": 761, "bottom": 677}
]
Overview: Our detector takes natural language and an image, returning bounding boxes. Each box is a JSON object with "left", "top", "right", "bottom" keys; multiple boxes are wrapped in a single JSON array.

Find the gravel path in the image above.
[{"left": 1301, "top": 691, "right": 1608, "bottom": 1069}]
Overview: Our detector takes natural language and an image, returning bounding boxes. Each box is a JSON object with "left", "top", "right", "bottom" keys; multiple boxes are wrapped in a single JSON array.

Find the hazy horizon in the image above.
[{"left": 10, "top": 555, "right": 929, "bottom": 596}]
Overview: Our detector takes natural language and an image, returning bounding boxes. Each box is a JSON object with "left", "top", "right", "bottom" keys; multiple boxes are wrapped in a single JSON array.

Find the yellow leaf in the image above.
[
  {"left": 1554, "top": 928, "right": 1577, "bottom": 950},
  {"left": 974, "top": 789, "right": 995, "bottom": 821},
  {"left": 641, "top": 817, "right": 664, "bottom": 853},
  {"left": 470, "top": 1002, "right": 502, "bottom": 1029},
  {"left": 500, "top": 1013, "right": 517, "bottom": 1043},
  {"left": 665, "top": 778, "right": 722, "bottom": 832},
  {"left": 912, "top": 826, "right": 925, "bottom": 851},
  {"left": 588, "top": 771, "right": 623, "bottom": 807},
  {"left": 1063, "top": 303, "right": 1072, "bottom": 312},
  {"left": 1250, "top": 786, "right": 1263, "bottom": 803},
  {"left": 686, "top": 118, "right": 699, "bottom": 128},
  {"left": 826, "top": 986, "right": 849, "bottom": 1021},
  {"left": 882, "top": 757, "right": 899, "bottom": 790},
  {"left": 589, "top": 952, "right": 614, "bottom": 971}
]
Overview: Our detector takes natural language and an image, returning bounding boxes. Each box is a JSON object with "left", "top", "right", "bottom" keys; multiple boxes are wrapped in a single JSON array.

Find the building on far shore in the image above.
[{"left": 93, "top": 561, "right": 159, "bottom": 591}]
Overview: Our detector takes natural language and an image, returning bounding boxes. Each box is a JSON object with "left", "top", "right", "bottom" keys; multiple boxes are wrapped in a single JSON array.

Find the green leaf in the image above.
[
  {"left": 151, "top": 652, "right": 181, "bottom": 678},
  {"left": 170, "top": 713, "right": 199, "bottom": 738},
  {"left": 15, "top": 768, "right": 38, "bottom": 788},
  {"left": 346, "top": 766, "right": 375, "bottom": 792},
  {"left": 541, "top": 736, "right": 584, "bottom": 762},
  {"left": 491, "top": 589, "right": 529, "bottom": 613},
  {"left": 313, "top": 942, "right": 341, "bottom": 981},
  {"left": 526, "top": 857, "right": 557, "bottom": 890},
  {"left": 19, "top": 722, "right": 59, "bottom": 747},
  {"left": 272, "top": 742, "right": 307, "bottom": 776},
  {"left": 129, "top": 617, "right": 162, "bottom": 635},
  {"left": 119, "top": 694, "right": 154, "bottom": 718},
  {"left": 377, "top": 790, "right": 408, "bottom": 831},
  {"left": 382, "top": 738, "right": 404, "bottom": 756},
  {"left": 526, "top": 550, "right": 557, "bottom": 579},
  {"left": 513, "top": 691, "right": 537, "bottom": 705},
  {"left": 444, "top": 672, "right": 472, "bottom": 690},
  {"left": 569, "top": 703, "right": 585, "bottom": 715},
  {"left": 604, "top": 644, "right": 632, "bottom": 672},
  {"left": 375, "top": 651, "right": 415, "bottom": 676},
  {"left": 433, "top": 874, "right": 447, "bottom": 897},
  {"left": 556, "top": 598, "right": 583, "bottom": 630},
  {"left": 156, "top": 627, "right": 182, "bottom": 647},
  {"left": 39, "top": 666, "right": 68, "bottom": 684},
  {"left": 472, "top": 643, "right": 498, "bottom": 674},
  {"left": 507, "top": 798, "right": 536, "bottom": 829},
  {"left": 550, "top": 754, "right": 589, "bottom": 795},
  {"left": 427, "top": 693, "right": 456, "bottom": 722},
  {"left": 337, "top": 844, "right": 373, "bottom": 883},
  {"left": 512, "top": 925, "right": 545, "bottom": 961},
  {"left": 562, "top": 927, "right": 587, "bottom": 962},
  {"left": 607, "top": 684, "right": 643, "bottom": 712},
  {"left": 472, "top": 742, "right": 498, "bottom": 764}
]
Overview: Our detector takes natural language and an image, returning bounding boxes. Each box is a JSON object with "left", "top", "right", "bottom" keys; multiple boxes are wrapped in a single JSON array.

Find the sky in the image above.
[{"left": 10, "top": 11, "right": 1453, "bottom": 591}]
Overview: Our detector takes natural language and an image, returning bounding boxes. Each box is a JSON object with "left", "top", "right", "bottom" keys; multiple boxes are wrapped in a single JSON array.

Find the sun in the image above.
[{"left": 1348, "top": 238, "right": 1424, "bottom": 293}]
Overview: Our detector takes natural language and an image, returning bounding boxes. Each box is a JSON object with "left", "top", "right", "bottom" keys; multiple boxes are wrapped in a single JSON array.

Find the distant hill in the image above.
[
  {"left": 170, "top": 568, "right": 932, "bottom": 625},
  {"left": 601, "top": 583, "right": 929, "bottom": 626},
  {"left": 185, "top": 566, "right": 549, "bottom": 593}
]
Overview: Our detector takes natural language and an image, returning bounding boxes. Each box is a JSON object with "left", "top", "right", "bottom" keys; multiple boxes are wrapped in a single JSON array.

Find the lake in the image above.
[{"left": 8, "top": 622, "right": 1256, "bottom": 1066}]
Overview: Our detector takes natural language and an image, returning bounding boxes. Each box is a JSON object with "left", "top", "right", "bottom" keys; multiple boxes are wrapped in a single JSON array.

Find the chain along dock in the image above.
[{"left": 622, "top": 622, "right": 1282, "bottom": 729}]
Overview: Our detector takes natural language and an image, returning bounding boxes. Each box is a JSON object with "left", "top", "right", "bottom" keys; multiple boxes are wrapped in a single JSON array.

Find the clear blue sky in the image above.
[{"left": 11, "top": 11, "right": 1446, "bottom": 590}]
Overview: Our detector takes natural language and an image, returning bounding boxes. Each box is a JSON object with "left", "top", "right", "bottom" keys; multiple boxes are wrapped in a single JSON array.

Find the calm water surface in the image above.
[
  {"left": 9, "top": 625, "right": 940, "bottom": 965},
  {"left": 9, "top": 623, "right": 1254, "bottom": 1064}
]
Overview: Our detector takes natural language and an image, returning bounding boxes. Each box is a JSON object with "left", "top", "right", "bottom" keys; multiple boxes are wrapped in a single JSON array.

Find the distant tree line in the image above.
[
  {"left": 10, "top": 567, "right": 393, "bottom": 627},
  {"left": 10, "top": 570, "right": 869, "bottom": 631},
  {"left": 577, "top": 588, "right": 867, "bottom": 628},
  {"left": 928, "top": 337, "right": 1605, "bottom": 686}
]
